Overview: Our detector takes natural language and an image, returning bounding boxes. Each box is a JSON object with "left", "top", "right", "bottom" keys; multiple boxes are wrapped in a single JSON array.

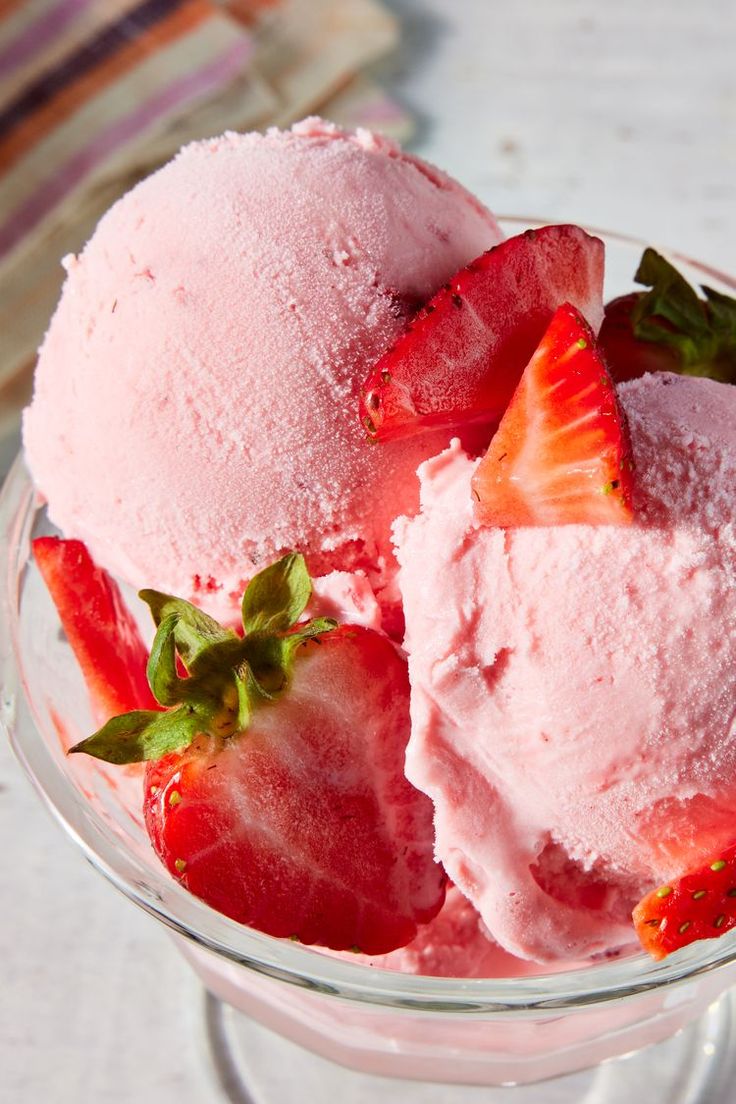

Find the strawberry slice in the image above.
[
  {"left": 471, "top": 303, "right": 634, "bottom": 527},
  {"left": 33, "top": 536, "right": 158, "bottom": 724},
  {"left": 70, "top": 554, "right": 445, "bottom": 954},
  {"left": 359, "top": 224, "right": 604, "bottom": 442},
  {"left": 633, "top": 842, "right": 736, "bottom": 960}
]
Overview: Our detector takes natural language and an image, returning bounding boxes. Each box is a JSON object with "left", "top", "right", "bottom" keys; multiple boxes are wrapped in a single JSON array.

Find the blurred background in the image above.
[{"left": 2, "top": 0, "right": 735, "bottom": 1099}]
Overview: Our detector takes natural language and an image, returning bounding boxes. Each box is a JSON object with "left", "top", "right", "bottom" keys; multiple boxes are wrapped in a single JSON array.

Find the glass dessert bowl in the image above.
[{"left": 4, "top": 224, "right": 736, "bottom": 1098}]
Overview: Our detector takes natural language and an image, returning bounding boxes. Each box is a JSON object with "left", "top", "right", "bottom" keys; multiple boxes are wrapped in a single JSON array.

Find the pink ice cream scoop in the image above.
[
  {"left": 343, "top": 886, "right": 574, "bottom": 978},
  {"left": 395, "top": 373, "right": 736, "bottom": 963},
  {"left": 321, "top": 882, "right": 588, "bottom": 975},
  {"left": 23, "top": 119, "right": 501, "bottom": 615}
]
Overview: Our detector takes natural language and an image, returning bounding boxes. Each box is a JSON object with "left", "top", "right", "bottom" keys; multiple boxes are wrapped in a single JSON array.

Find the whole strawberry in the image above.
[
  {"left": 71, "top": 554, "right": 445, "bottom": 954},
  {"left": 599, "top": 248, "right": 736, "bottom": 384},
  {"left": 597, "top": 292, "right": 681, "bottom": 382}
]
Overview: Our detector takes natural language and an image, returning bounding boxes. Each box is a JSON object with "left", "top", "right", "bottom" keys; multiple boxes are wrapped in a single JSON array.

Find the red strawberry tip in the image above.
[{"left": 633, "top": 843, "right": 736, "bottom": 960}]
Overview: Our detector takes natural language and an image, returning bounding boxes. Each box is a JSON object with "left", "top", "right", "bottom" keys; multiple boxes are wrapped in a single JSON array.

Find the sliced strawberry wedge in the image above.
[
  {"left": 359, "top": 224, "right": 604, "bottom": 442},
  {"left": 634, "top": 842, "right": 736, "bottom": 960},
  {"left": 471, "top": 303, "right": 634, "bottom": 526},
  {"left": 33, "top": 537, "right": 158, "bottom": 724}
]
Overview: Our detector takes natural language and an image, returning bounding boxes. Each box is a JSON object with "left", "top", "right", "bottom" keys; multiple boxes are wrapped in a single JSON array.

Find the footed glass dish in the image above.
[{"left": 4, "top": 224, "right": 736, "bottom": 1101}]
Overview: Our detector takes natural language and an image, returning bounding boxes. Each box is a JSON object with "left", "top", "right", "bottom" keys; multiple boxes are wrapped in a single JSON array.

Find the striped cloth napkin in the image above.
[{"left": 0, "top": 0, "right": 410, "bottom": 449}]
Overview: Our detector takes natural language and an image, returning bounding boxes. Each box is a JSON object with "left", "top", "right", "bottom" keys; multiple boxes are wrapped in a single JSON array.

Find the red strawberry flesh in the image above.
[
  {"left": 144, "top": 626, "right": 445, "bottom": 954},
  {"left": 598, "top": 292, "right": 682, "bottom": 382},
  {"left": 33, "top": 536, "right": 157, "bottom": 724},
  {"left": 633, "top": 842, "right": 736, "bottom": 960},
  {"left": 359, "top": 224, "right": 604, "bottom": 442},
  {"left": 471, "top": 302, "right": 634, "bottom": 527}
]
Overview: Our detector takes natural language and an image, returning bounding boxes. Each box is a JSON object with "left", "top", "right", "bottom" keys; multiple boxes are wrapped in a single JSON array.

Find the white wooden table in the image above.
[{"left": 3, "top": 1, "right": 735, "bottom": 1099}]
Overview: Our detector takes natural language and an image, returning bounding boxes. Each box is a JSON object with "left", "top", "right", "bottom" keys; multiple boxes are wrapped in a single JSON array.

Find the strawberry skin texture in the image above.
[
  {"left": 471, "top": 302, "right": 634, "bottom": 527},
  {"left": 144, "top": 625, "right": 445, "bottom": 954},
  {"left": 598, "top": 293, "right": 681, "bottom": 382},
  {"left": 33, "top": 536, "right": 158, "bottom": 724},
  {"left": 634, "top": 842, "right": 736, "bottom": 960},
  {"left": 359, "top": 225, "right": 604, "bottom": 442}
]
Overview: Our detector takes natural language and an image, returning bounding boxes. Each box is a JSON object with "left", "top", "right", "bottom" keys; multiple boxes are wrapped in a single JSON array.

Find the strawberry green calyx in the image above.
[
  {"left": 629, "top": 248, "right": 736, "bottom": 382},
  {"left": 69, "top": 553, "right": 337, "bottom": 764}
]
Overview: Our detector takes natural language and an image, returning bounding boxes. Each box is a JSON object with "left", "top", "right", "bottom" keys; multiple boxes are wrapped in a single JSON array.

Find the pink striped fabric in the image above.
[
  {"left": 0, "top": 0, "right": 91, "bottom": 80},
  {"left": 0, "top": 36, "right": 251, "bottom": 257}
]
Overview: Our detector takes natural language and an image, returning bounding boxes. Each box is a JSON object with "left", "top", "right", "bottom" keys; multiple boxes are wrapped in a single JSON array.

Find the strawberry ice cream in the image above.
[
  {"left": 21, "top": 107, "right": 736, "bottom": 973},
  {"left": 344, "top": 886, "right": 573, "bottom": 977},
  {"left": 395, "top": 372, "right": 736, "bottom": 962},
  {"left": 23, "top": 118, "right": 501, "bottom": 616}
]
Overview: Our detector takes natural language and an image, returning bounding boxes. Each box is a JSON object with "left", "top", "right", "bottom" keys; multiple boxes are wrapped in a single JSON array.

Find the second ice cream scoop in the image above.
[{"left": 395, "top": 373, "right": 736, "bottom": 962}]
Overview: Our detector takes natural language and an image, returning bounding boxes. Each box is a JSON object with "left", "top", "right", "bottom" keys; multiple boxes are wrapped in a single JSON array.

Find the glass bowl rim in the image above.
[{"left": 5, "top": 220, "right": 736, "bottom": 1017}]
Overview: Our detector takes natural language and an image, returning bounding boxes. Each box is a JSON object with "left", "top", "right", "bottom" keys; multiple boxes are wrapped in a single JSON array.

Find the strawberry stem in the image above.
[
  {"left": 630, "top": 248, "right": 736, "bottom": 382},
  {"left": 69, "top": 554, "right": 337, "bottom": 764}
]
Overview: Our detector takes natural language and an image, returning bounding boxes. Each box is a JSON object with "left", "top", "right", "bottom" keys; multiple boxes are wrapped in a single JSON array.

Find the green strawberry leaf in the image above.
[
  {"left": 285, "top": 617, "right": 339, "bottom": 658},
  {"left": 140, "top": 590, "right": 236, "bottom": 668},
  {"left": 241, "top": 553, "right": 312, "bottom": 635},
  {"left": 233, "top": 669, "right": 253, "bottom": 729},
  {"left": 243, "top": 616, "right": 338, "bottom": 700},
  {"left": 633, "top": 248, "right": 709, "bottom": 336},
  {"left": 69, "top": 705, "right": 202, "bottom": 764},
  {"left": 703, "top": 286, "right": 736, "bottom": 344},
  {"left": 242, "top": 635, "right": 290, "bottom": 698},
  {"left": 630, "top": 248, "right": 736, "bottom": 383},
  {"left": 147, "top": 614, "right": 188, "bottom": 706},
  {"left": 72, "top": 553, "right": 338, "bottom": 765},
  {"left": 187, "top": 635, "right": 248, "bottom": 680},
  {"left": 239, "top": 654, "right": 277, "bottom": 703}
]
